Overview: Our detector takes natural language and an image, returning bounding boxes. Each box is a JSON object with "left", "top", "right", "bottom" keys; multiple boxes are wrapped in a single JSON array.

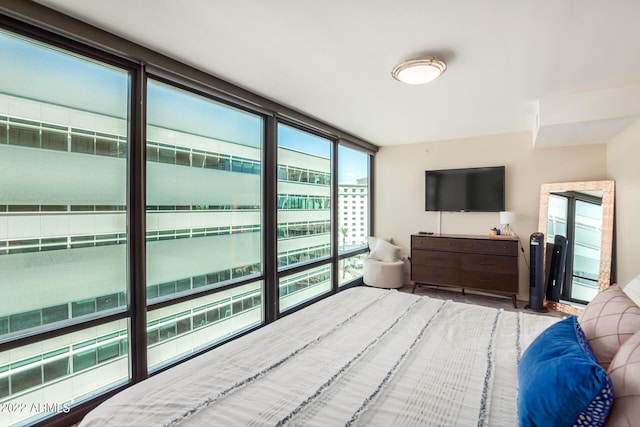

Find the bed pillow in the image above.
[
  {"left": 606, "top": 330, "right": 640, "bottom": 426},
  {"left": 518, "top": 316, "right": 613, "bottom": 427},
  {"left": 578, "top": 284, "right": 640, "bottom": 369},
  {"left": 368, "top": 238, "right": 401, "bottom": 262}
]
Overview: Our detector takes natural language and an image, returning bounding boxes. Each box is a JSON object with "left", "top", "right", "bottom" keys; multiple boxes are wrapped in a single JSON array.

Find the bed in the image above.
[{"left": 79, "top": 287, "right": 564, "bottom": 426}]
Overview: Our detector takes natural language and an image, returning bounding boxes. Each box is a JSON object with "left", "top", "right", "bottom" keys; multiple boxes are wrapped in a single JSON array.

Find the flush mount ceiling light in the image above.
[{"left": 391, "top": 57, "right": 447, "bottom": 84}]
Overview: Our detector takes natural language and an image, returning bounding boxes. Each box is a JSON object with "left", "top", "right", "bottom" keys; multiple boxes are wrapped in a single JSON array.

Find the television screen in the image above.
[{"left": 425, "top": 166, "right": 505, "bottom": 212}]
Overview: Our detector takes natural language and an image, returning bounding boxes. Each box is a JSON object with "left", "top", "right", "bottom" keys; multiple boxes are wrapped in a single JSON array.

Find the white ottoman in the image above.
[{"left": 363, "top": 258, "right": 404, "bottom": 289}]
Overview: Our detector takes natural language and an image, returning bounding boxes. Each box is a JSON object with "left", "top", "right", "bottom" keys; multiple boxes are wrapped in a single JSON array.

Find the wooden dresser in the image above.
[{"left": 410, "top": 234, "right": 519, "bottom": 307}]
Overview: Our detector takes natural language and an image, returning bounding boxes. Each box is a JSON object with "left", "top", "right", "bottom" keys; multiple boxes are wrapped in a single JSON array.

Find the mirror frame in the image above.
[{"left": 537, "top": 180, "right": 615, "bottom": 315}]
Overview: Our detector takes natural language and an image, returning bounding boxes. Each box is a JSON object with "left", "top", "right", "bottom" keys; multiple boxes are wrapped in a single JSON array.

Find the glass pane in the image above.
[
  {"left": 0, "top": 319, "right": 128, "bottom": 427},
  {"left": 146, "top": 80, "right": 263, "bottom": 304},
  {"left": 147, "top": 282, "right": 263, "bottom": 370},
  {"left": 42, "top": 304, "right": 69, "bottom": 324},
  {"left": 41, "top": 130, "right": 67, "bottom": 151},
  {"left": 10, "top": 366, "right": 42, "bottom": 394},
  {"left": 0, "top": 31, "right": 129, "bottom": 328},
  {"left": 277, "top": 124, "right": 331, "bottom": 270},
  {"left": 570, "top": 199, "right": 603, "bottom": 302},
  {"left": 0, "top": 121, "right": 7, "bottom": 144},
  {"left": 546, "top": 194, "right": 568, "bottom": 243},
  {"left": 72, "top": 348, "right": 97, "bottom": 372},
  {"left": 279, "top": 265, "right": 332, "bottom": 312},
  {"left": 43, "top": 358, "right": 69, "bottom": 382},
  {"left": 338, "top": 253, "right": 368, "bottom": 287},
  {"left": 338, "top": 145, "right": 369, "bottom": 252},
  {"left": 0, "top": 29, "right": 130, "bottom": 427}
]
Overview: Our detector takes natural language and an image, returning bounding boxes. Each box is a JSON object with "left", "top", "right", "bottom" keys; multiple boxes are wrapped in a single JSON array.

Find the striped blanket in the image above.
[{"left": 80, "top": 287, "right": 558, "bottom": 427}]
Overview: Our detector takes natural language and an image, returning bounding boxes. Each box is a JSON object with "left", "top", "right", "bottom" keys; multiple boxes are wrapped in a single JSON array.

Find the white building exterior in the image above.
[
  {"left": 338, "top": 178, "right": 369, "bottom": 250},
  {"left": 0, "top": 91, "right": 336, "bottom": 425}
]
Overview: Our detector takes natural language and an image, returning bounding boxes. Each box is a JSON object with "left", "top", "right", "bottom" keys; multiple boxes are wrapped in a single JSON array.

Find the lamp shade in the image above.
[{"left": 500, "top": 211, "right": 515, "bottom": 225}]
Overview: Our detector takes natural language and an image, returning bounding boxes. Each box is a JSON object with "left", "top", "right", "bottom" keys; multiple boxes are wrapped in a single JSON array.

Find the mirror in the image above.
[{"left": 537, "top": 180, "right": 615, "bottom": 315}]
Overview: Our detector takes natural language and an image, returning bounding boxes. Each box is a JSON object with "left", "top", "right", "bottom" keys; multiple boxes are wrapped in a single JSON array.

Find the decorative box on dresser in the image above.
[{"left": 410, "top": 234, "right": 519, "bottom": 307}]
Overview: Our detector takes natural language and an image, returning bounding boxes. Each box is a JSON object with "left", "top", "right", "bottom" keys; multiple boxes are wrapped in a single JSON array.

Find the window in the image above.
[
  {"left": 337, "top": 148, "right": 369, "bottom": 253},
  {"left": 277, "top": 124, "right": 332, "bottom": 309},
  {"left": 0, "top": 15, "right": 376, "bottom": 426},
  {"left": 338, "top": 254, "right": 368, "bottom": 287},
  {"left": 0, "top": 28, "right": 130, "bottom": 423},
  {"left": 146, "top": 283, "right": 262, "bottom": 369},
  {"left": 146, "top": 80, "right": 264, "bottom": 369},
  {"left": 0, "top": 319, "right": 129, "bottom": 424},
  {"left": 547, "top": 195, "right": 568, "bottom": 240},
  {"left": 279, "top": 266, "right": 331, "bottom": 312},
  {"left": 337, "top": 145, "right": 370, "bottom": 286},
  {"left": 546, "top": 192, "right": 603, "bottom": 304}
]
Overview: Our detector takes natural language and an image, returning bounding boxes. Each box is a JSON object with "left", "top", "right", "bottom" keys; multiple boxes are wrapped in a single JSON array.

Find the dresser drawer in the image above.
[
  {"left": 412, "top": 249, "right": 460, "bottom": 268},
  {"left": 461, "top": 253, "right": 518, "bottom": 275},
  {"left": 461, "top": 270, "right": 517, "bottom": 293},
  {"left": 412, "top": 236, "right": 461, "bottom": 252},
  {"left": 412, "top": 265, "right": 461, "bottom": 286},
  {"left": 460, "top": 239, "right": 518, "bottom": 256}
]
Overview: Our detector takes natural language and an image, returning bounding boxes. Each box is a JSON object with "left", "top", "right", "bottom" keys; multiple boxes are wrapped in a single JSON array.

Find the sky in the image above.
[
  {"left": 1, "top": 30, "right": 368, "bottom": 183},
  {"left": 0, "top": 31, "right": 129, "bottom": 118},
  {"left": 277, "top": 124, "right": 369, "bottom": 183}
]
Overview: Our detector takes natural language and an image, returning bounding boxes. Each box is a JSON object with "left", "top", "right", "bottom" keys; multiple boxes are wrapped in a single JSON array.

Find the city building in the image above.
[
  {"left": 338, "top": 178, "right": 369, "bottom": 250},
  {"left": 0, "top": 27, "right": 372, "bottom": 426}
]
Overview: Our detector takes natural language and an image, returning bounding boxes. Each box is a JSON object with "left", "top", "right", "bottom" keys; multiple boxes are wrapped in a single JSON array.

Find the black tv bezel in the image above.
[{"left": 424, "top": 165, "right": 506, "bottom": 212}]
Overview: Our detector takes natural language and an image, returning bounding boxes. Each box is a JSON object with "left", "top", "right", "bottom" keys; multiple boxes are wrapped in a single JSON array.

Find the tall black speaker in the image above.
[
  {"left": 526, "top": 232, "right": 547, "bottom": 312},
  {"left": 545, "top": 235, "right": 568, "bottom": 302}
]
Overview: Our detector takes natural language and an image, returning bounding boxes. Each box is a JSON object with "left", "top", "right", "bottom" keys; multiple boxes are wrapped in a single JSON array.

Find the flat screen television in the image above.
[{"left": 425, "top": 166, "right": 505, "bottom": 212}]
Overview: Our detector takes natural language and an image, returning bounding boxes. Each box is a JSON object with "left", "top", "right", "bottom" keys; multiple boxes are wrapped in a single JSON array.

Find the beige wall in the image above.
[
  {"left": 374, "top": 131, "right": 607, "bottom": 300},
  {"left": 607, "top": 119, "right": 640, "bottom": 287}
]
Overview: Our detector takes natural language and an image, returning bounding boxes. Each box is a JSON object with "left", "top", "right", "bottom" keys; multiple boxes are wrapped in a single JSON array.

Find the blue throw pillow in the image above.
[{"left": 518, "top": 316, "right": 613, "bottom": 427}]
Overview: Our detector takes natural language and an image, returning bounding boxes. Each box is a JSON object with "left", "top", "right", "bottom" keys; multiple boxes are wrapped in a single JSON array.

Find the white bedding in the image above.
[{"left": 80, "top": 287, "right": 558, "bottom": 427}]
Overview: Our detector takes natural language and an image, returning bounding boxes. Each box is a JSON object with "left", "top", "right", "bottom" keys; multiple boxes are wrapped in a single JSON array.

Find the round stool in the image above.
[{"left": 363, "top": 258, "right": 404, "bottom": 289}]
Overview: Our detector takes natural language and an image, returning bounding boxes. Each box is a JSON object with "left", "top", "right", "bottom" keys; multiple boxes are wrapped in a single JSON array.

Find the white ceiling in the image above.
[{"left": 33, "top": 0, "right": 640, "bottom": 147}]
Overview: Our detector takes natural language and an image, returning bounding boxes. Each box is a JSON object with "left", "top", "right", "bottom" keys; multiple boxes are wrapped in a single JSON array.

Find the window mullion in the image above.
[
  {"left": 129, "top": 65, "right": 148, "bottom": 381},
  {"left": 264, "top": 115, "right": 279, "bottom": 323}
]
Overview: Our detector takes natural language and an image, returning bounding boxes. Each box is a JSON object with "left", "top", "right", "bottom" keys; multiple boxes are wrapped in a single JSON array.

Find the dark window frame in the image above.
[
  {"left": 0, "top": 9, "right": 376, "bottom": 427},
  {"left": 553, "top": 191, "right": 604, "bottom": 304}
]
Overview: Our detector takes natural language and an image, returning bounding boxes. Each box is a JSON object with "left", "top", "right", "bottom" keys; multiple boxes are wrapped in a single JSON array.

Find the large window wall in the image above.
[
  {"left": 0, "top": 29, "right": 131, "bottom": 427},
  {"left": 0, "top": 14, "right": 374, "bottom": 427},
  {"left": 145, "top": 80, "right": 265, "bottom": 369}
]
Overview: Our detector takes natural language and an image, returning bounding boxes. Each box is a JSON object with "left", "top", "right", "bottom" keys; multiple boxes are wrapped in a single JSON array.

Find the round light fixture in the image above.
[{"left": 391, "top": 57, "right": 447, "bottom": 84}]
